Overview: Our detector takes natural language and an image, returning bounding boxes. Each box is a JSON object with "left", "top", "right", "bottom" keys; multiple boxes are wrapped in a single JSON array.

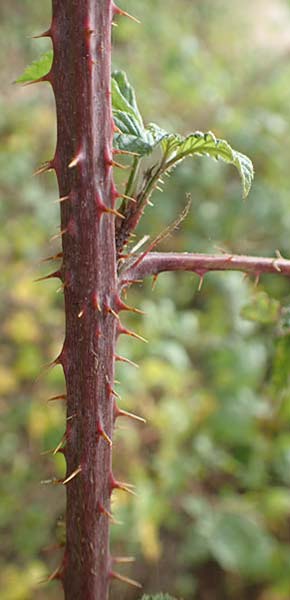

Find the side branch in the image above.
[{"left": 120, "top": 251, "right": 290, "bottom": 285}]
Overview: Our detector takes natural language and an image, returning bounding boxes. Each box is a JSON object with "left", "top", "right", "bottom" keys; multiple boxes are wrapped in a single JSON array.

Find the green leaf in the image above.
[
  {"left": 163, "top": 131, "right": 254, "bottom": 198},
  {"left": 208, "top": 512, "right": 275, "bottom": 576},
  {"left": 15, "top": 50, "right": 53, "bottom": 84},
  {"left": 112, "top": 71, "right": 167, "bottom": 155},
  {"left": 17, "top": 58, "right": 254, "bottom": 195}
]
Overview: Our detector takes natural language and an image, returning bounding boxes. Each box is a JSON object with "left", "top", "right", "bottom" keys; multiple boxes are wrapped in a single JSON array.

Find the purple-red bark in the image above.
[
  {"left": 34, "top": 2, "right": 290, "bottom": 599},
  {"left": 47, "top": 1, "right": 119, "bottom": 598},
  {"left": 121, "top": 251, "right": 290, "bottom": 285}
]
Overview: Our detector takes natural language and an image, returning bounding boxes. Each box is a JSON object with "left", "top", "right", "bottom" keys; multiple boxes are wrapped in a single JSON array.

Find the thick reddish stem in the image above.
[
  {"left": 50, "top": 1, "right": 116, "bottom": 598},
  {"left": 121, "top": 251, "right": 290, "bottom": 284}
]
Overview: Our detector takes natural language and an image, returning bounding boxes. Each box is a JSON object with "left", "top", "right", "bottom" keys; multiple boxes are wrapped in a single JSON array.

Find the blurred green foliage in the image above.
[{"left": 3, "top": 1, "right": 290, "bottom": 599}]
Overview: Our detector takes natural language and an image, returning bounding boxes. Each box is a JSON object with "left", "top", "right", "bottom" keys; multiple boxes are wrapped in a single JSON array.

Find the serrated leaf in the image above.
[
  {"left": 112, "top": 71, "right": 160, "bottom": 155},
  {"left": 16, "top": 50, "right": 53, "bottom": 83},
  {"left": 163, "top": 131, "right": 254, "bottom": 198}
]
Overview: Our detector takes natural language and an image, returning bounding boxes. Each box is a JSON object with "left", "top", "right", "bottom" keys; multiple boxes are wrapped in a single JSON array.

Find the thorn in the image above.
[
  {"left": 78, "top": 308, "right": 85, "bottom": 318},
  {"left": 92, "top": 292, "right": 101, "bottom": 312},
  {"left": 41, "top": 252, "right": 63, "bottom": 263},
  {"left": 104, "top": 207, "right": 125, "bottom": 219},
  {"left": 30, "top": 28, "right": 52, "bottom": 39},
  {"left": 106, "top": 306, "right": 120, "bottom": 319},
  {"left": 52, "top": 195, "right": 70, "bottom": 204},
  {"left": 198, "top": 275, "right": 204, "bottom": 291},
  {"left": 112, "top": 556, "right": 136, "bottom": 563},
  {"left": 96, "top": 193, "right": 125, "bottom": 219},
  {"left": 114, "top": 295, "right": 145, "bottom": 315},
  {"left": 195, "top": 270, "right": 206, "bottom": 291},
  {"left": 106, "top": 376, "right": 122, "bottom": 400},
  {"left": 113, "top": 149, "right": 140, "bottom": 157},
  {"left": 68, "top": 152, "right": 82, "bottom": 169},
  {"left": 47, "top": 394, "right": 67, "bottom": 403},
  {"left": 119, "top": 193, "right": 137, "bottom": 203},
  {"left": 117, "top": 323, "right": 148, "bottom": 343},
  {"left": 110, "top": 474, "right": 137, "bottom": 496},
  {"left": 254, "top": 273, "right": 260, "bottom": 287},
  {"left": 272, "top": 260, "right": 282, "bottom": 273},
  {"left": 62, "top": 465, "right": 82, "bottom": 485},
  {"left": 36, "top": 356, "right": 62, "bottom": 382},
  {"left": 34, "top": 270, "right": 62, "bottom": 282},
  {"left": 242, "top": 272, "right": 249, "bottom": 281},
  {"left": 115, "top": 404, "right": 146, "bottom": 424},
  {"left": 98, "top": 502, "right": 122, "bottom": 525},
  {"left": 66, "top": 413, "right": 77, "bottom": 421},
  {"left": 42, "top": 434, "right": 66, "bottom": 455},
  {"left": 110, "top": 160, "right": 130, "bottom": 170},
  {"left": 97, "top": 422, "right": 113, "bottom": 447},
  {"left": 33, "top": 161, "right": 54, "bottom": 176},
  {"left": 275, "top": 249, "right": 284, "bottom": 259},
  {"left": 53, "top": 434, "right": 66, "bottom": 455},
  {"left": 110, "top": 571, "right": 142, "bottom": 589},
  {"left": 152, "top": 274, "right": 159, "bottom": 290},
  {"left": 23, "top": 74, "right": 51, "bottom": 87},
  {"left": 112, "top": 4, "right": 141, "bottom": 24},
  {"left": 40, "top": 565, "right": 63, "bottom": 584},
  {"left": 115, "top": 354, "right": 139, "bottom": 369},
  {"left": 50, "top": 228, "right": 68, "bottom": 242}
]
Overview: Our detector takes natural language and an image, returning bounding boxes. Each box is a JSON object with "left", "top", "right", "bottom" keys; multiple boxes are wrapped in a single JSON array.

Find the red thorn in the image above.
[
  {"left": 114, "top": 295, "right": 144, "bottom": 315},
  {"left": 96, "top": 421, "right": 113, "bottom": 447},
  {"left": 31, "top": 28, "right": 52, "bottom": 39},
  {"left": 23, "top": 74, "right": 51, "bottom": 87},
  {"left": 110, "top": 473, "right": 137, "bottom": 496},
  {"left": 113, "top": 122, "right": 122, "bottom": 133},
  {"left": 95, "top": 193, "right": 125, "bottom": 219},
  {"left": 117, "top": 323, "right": 148, "bottom": 343},
  {"left": 112, "top": 4, "right": 141, "bottom": 24},
  {"left": 40, "top": 252, "right": 63, "bottom": 263},
  {"left": 34, "top": 270, "right": 62, "bottom": 282},
  {"left": 33, "top": 160, "right": 55, "bottom": 176},
  {"left": 115, "top": 354, "right": 139, "bottom": 369},
  {"left": 98, "top": 502, "right": 122, "bottom": 525},
  {"left": 109, "top": 571, "right": 142, "bottom": 588},
  {"left": 106, "top": 376, "right": 121, "bottom": 400},
  {"left": 47, "top": 394, "right": 67, "bottom": 403},
  {"left": 114, "top": 402, "right": 145, "bottom": 423}
]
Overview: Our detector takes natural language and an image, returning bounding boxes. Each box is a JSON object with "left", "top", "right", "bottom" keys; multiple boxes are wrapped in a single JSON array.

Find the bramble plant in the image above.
[{"left": 19, "top": 2, "right": 290, "bottom": 599}]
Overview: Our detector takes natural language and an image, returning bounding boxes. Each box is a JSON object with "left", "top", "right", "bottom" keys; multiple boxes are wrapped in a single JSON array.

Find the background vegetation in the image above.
[{"left": 2, "top": 1, "right": 290, "bottom": 598}]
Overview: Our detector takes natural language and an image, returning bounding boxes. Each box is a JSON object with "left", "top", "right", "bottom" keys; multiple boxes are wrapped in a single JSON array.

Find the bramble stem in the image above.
[
  {"left": 120, "top": 251, "right": 290, "bottom": 285},
  {"left": 50, "top": 1, "right": 117, "bottom": 598}
]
